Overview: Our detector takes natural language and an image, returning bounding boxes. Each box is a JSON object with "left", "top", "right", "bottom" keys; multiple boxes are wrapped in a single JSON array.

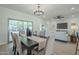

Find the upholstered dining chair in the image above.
[
  {"left": 11, "top": 32, "right": 27, "bottom": 55},
  {"left": 45, "top": 32, "right": 55, "bottom": 55},
  {"left": 32, "top": 36, "right": 50, "bottom": 55},
  {"left": 75, "top": 38, "right": 79, "bottom": 55},
  {"left": 11, "top": 32, "right": 18, "bottom": 55},
  {"left": 32, "top": 33, "right": 55, "bottom": 55}
]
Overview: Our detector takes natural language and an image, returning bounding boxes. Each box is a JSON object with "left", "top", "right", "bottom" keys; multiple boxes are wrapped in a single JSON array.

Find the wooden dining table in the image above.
[{"left": 20, "top": 36, "right": 38, "bottom": 55}]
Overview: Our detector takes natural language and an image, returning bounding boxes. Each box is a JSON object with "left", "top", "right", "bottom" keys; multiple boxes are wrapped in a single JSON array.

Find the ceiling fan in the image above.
[{"left": 53, "top": 16, "right": 64, "bottom": 20}]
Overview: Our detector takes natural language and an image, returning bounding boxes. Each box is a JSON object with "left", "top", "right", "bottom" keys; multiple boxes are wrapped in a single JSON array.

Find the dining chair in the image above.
[
  {"left": 11, "top": 32, "right": 27, "bottom": 55},
  {"left": 32, "top": 36, "right": 50, "bottom": 55},
  {"left": 11, "top": 32, "right": 17, "bottom": 55},
  {"left": 45, "top": 32, "right": 55, "bottom": 55},
  {"left": 75, "top": 32, "right": 79, "bottom": 55},
  {"left": 19, "top": 30, "right": 26, "bottom": 36}
]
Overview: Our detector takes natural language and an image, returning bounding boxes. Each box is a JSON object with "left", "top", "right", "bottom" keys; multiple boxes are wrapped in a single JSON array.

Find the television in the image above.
[{"left": 57, "top": 23, "right": 68, "bottom": 29}]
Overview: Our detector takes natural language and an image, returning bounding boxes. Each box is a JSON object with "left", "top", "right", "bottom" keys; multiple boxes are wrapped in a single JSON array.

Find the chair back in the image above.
[
  {"left": 45, "top": 32, "right": 55, "bottom": 55},
  {"left": 19, "top": 30, "right": 26, "bottom": 36},
  {"left": 44, "top": 36, "right": 49, "bottom": 54},
  {"left": 11, "top": 32, "right": 17, "bottom": 47},
  {"left": 75, "top": 32, "right": 79, "bottom": 55},
  {"left": 11, "top": 32, "right": 22, "bottom": 54}
]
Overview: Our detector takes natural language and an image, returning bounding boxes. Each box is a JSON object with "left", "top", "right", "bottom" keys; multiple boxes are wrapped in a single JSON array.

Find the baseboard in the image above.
[{"left": 55, "top": 39, "right": 68, "bottom": 43}]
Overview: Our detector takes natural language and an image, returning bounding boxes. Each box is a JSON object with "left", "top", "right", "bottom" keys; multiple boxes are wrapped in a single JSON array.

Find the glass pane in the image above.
[
  {"left": 9, "top": 20, "right": 17, "bottom": 31},
  {"left": 17, "top": 21, "right": 24, "bottom": 31},
  {"left": 27, "top": 22, "right": 32, "bottom": 31},
  {"left": 24, "top": 22, "right": 27, "bottom": 30},
  {"left": 28, "top": 22, "right": 32, "bottom": 26}
]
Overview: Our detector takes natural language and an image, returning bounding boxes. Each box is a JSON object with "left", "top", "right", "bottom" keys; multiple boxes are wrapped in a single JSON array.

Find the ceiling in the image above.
[{"left": 0, "top": 4, "right": 79, "bottom": 20}]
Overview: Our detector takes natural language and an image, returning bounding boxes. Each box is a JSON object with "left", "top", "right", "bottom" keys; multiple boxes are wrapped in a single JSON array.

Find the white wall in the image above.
[
  {"left": 42, "top": 19, "right": 56, "bottom": 33},
  {"left": 0, "top": 6, "right": 44, "bottom": 45},
  {"left": 49, "top": 17, "right": 79, "bottom": 32}
]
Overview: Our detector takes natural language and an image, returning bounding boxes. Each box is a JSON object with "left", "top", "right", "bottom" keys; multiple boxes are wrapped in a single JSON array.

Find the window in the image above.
[{"left": 8, "top": 19, "right": 33, "bottom": 43}]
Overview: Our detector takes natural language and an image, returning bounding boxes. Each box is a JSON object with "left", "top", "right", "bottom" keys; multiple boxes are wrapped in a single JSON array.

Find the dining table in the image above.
[
  {"left": 27, "top": 36, "right": 47, "bottom": 51},
  {"left": 20, "top": 36, "right": 38, "bottom": 55}
]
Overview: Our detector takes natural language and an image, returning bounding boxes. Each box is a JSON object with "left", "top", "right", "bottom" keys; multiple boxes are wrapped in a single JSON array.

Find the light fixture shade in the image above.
[
  {"left": 71, "top": 22, "right": 78, "bottom": 31},
  {"left": 34, "top": 10, "right": 44, "bottom": 16},
  {"left": 34, "top": 4, "right": 44, "bottom": 16},
  {"left": 71, "top": 25, "right": 78, "bottom": 31}
]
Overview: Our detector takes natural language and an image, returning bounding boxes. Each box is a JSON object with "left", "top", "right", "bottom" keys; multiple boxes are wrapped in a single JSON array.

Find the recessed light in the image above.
[{"left": 71, "top": 7, "right": 75, "bottom": 10}]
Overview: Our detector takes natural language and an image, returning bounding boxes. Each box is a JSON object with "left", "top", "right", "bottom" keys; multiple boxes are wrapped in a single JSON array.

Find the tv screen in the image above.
[{"left": 57, "top": 23, "right": 68, "bottom": 29}]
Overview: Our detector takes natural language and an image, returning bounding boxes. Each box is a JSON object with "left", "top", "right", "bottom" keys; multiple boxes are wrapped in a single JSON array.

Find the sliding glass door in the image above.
[{"left": 8, "top": 19, "right": 33, "bottom": 43}]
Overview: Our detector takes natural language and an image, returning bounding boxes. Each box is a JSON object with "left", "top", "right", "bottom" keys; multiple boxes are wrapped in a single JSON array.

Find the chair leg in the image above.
[
  {"left": 75, "top": 42, "right": 78, "bottom": 55},
  {"left": 17, "top": 52, "right": 19, "bottom": 55},
  {"left": 13, "top": 46, "right": 16, "bottom": 55},
  {"left": 12, "top": 46, "right": 14, "bottom": 51}
]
